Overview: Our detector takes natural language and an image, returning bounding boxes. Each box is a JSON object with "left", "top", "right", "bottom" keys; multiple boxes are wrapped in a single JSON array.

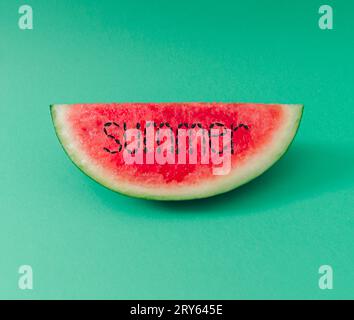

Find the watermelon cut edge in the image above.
[{"left": 50, "top": 103, "right": 303, "bottom": 201}]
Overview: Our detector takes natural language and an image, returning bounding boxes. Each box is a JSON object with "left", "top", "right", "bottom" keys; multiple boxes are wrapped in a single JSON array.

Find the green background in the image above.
[{"left": 1, "top": 0, "right": 353, "bottom": 299}]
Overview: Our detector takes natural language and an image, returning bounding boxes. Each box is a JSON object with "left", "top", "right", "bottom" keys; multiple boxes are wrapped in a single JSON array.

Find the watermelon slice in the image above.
[{"left": 51, "top": 103, "right": 303, "bottom": 200}]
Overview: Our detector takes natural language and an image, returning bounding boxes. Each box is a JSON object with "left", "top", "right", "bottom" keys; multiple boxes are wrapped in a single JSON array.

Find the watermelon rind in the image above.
[{"left": 50, "top": 103, "right": 303, "bottom": 201}]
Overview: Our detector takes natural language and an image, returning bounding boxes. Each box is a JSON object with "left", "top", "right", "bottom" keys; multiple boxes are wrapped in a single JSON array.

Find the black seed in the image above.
[
  {"left": 104, "top": 122, "right": 112, "bottom": 127},
  {"left": 136, "top": 123, "right": 141, "bottom": 129},
  {"left": 103, "top": 147, "right": 110, "bottom": 153},
  {"left": 233, "top": 123, "right": 249, "bottom": 131},
  {"left": 108, "top": 134, "right": 115, "bottom": 139},
  {"left": 159, "top": 122, "right": 165, "bottom": 128},
  {"left": 113, "top": 122, "right": 119, "bottom": 127}
]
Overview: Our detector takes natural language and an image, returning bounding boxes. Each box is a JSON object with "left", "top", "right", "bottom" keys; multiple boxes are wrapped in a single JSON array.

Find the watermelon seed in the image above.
[{"left": 233, "top": 123, "right": 249, "bottom": 131}]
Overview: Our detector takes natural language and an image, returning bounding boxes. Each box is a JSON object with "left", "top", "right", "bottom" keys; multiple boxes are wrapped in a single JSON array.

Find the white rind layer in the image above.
[{"left": 51, "top": 103, "right": 303, "bottom": 200}]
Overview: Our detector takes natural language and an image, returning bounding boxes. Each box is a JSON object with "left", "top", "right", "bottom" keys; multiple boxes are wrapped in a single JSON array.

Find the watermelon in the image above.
[{"left": 51, "top": 103, "right": 303, "bottom": 200}]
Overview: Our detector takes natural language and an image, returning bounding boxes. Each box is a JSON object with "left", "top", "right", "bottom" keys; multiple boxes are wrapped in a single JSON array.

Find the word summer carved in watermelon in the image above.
[{"left": 102, "top": 121, "right": 250, "bottom": 175}]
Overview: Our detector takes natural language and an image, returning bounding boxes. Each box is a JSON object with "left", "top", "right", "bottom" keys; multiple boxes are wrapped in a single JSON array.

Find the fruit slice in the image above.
[{"left": 51, "top": 103, "right": 303, "bottom": 200}]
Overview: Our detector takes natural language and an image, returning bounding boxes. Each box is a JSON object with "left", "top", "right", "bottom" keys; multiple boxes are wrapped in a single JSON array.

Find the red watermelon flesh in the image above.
[{"left": 51, "top": 103, "right": 303, "bottom": 200}]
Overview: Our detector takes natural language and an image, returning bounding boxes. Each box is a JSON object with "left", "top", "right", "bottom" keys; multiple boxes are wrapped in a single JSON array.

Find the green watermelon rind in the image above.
[{"left": 50, "top": 103, "right": 303, "bottom": 201}]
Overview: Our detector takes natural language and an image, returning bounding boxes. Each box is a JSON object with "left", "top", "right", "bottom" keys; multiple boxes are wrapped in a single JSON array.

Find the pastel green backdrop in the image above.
[{"left": 1, "top": 0, "right": 353, "bottom": 299}]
